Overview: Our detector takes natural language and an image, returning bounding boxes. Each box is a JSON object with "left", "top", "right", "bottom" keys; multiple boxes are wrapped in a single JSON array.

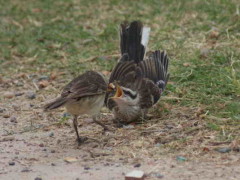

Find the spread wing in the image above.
[{"left": 106, "top": 50, "right": 169, "bottom": 109}]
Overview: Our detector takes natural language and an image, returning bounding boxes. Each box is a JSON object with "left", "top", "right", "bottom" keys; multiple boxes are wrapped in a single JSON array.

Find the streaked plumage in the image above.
[
  {"left": 44, "top": 71, "right": 108, "bottom": 144},
  {"left": 105, "top": 21, "right": 169, "bottom": 124}
]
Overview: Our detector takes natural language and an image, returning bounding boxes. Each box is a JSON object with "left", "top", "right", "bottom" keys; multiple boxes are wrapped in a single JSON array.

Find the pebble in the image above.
[
  {"left": 51, "top": 163, "right": 56, "bottom": 166},
  {"left": 3, "top": 113, "right": 10, "bottom": 118},
  {"left": 63, "top": 112, "right": 71, "bottom": 118},
  {"left": 215, "top": 147, "right": 231, "bottom": 153},
  {"left": 3, "top": 92, "right": 15, "bottom": 99},
  {"left": 134, "top": 163, "right": 141, "bottom": 168},
  {"left": 123, "top": 125, "right": 135, "bottom": 129},
  {"left": 38, "top": 75, "right": 49, "bottom": 81},
  {"left": 49, "top": 132, "right": 54, "bottom": 137},
  {"left": 9, "top": 161, "right": 15, "bottom": 166},
  {"left": 148, "top": 172, "right": 164, "bottom": 179},
  {"left": 125, "top": 170, "right": 145, "bottom": 180},
  {"left": 35, "top": 177, "right": 42, "bottom": 180},
  {"left": 51, "top": 150, "right": 56, "bottom": 153},
  {"left": 15, "top": 92, "right": 24, "bottom": 96},
  {"left": 39, "top": 143, "right": 44, "bottom": 147},
  {"left": 84, "top": 167, "right": 90, "bottom": 170},
  {"left": 25, "top": 91, "right": 36, "bottom": 99},
  {"left": 0, "top": 108, "right": 5, "bottom": 113},
  {"left": 21, "top": 167, "right": 31, "bottom": 172},
  {"left": 10, "top": 116, "right": 17, "bottom": 123},
  {"left": 176, "top": 156, "right": 187, "bottom": 162}
]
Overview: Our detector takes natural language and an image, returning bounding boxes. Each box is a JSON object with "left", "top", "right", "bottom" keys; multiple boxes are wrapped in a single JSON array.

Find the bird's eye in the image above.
[{"left": 123, "top": 89, "right": 137, "bottom": 99}]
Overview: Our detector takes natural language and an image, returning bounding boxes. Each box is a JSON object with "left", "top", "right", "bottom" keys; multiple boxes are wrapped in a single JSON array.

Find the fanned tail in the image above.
[{"left": 120, "top": 21, "right": 150, "bottom": 63}]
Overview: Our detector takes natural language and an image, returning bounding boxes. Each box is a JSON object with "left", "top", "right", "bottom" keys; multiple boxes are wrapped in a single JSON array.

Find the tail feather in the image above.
[
  {"left": 120, "top": 21, "right": 150, "bottom": 63},
  {"left": 44, "top": 97, "right": 67, "bottom": 111}
]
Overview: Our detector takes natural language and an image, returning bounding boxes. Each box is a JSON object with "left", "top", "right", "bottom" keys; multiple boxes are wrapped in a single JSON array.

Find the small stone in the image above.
[
  {"left": 38, "top": 75, "right": 49, "bottom": 81},
  {"left": 215, "top": 147, "right": 231, "bottom": 153},
  {"left": 35, "top": 177, "right": 42, "bottom": 180},
  {"left": 0, "top": 108, "right": 5, "bottom": 113},
  {"left": 9, "top": 161, "right": 15, "bottom": 166},
  {"left": 63, "top": 112, "right": 71, "bottom": 118},
  {"left": 21, "top": 167, "right": 31, "bottom": 172},
  {"left": 125, "top": 170, "right": 145, "bottom": 180},
  {"left": 84, "top": 167, "right": 90, "bottom": 170},
  {"left": 39, "top": 143, "right": 44, "bottom": 147},
  {"left": 123, "top": 125, "right": 135, "bottom": 129},
  {"left": 15, "top": 92, "right": 24, "bottom": 96},
  {"left": 134, "top": 163, "right": 141, "bottom": 168},
  {"left": 148, "top": 172, "right": 164, "bottom": 179},
  {"left": 25, "top": 91, "right": 36, "bottom": 99},
  {"left": 50, "top": 150, "right": 56, "bottom": 153},
  {"left": 15, "top": 82, "right": 24, "bottom": 87},
  {"left": 155, "top": 143, "right": 162, "bottom": 147},
  {"left": 51, "top": 163, "right": 56, "bottom": 166},
  {"left": 49, "top": 132, "right": 54, "bottom": 137},
  {"left": 10, "top": 116, "right": 17, "bottom": 123},
  {"left": 176, "top": 156, "right": 187, "bottom": 162},
  {"left": 64, "top": 157, "right": 78, "bottom": 163},
  {"left": 3, "top": 92, "right": 15, "bottom": 99},
  {"left": 3, "top": 113, "right": 10, "bottom": 118}
]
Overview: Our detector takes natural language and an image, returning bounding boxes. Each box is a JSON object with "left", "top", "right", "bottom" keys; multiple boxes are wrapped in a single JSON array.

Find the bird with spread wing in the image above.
[{"left": 105, "top": 21, "right": 169, "bottom": 125}]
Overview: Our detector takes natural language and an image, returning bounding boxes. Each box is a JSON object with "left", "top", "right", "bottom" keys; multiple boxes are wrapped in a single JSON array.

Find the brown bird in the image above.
[
  {"left": 44, "top": 71, "right": 108, "bottom": 144},
  {"left": 105, "top": 21, "right": 169, "bottom": 125}
]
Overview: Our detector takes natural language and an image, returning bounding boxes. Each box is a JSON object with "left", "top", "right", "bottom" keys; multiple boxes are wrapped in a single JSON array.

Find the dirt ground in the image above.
[{"left": 0, "top": 74, "right": 239, "bottom": 180}]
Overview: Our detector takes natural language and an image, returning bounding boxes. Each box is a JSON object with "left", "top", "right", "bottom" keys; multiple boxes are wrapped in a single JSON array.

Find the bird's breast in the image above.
[{"left": 65, "top": 94, "right": 105, "bottom": 116}]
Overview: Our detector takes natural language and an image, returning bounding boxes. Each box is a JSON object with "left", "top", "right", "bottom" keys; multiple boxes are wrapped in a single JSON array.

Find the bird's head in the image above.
[{"left": 109, "top": 83, "right": 139, "bottom": 107}]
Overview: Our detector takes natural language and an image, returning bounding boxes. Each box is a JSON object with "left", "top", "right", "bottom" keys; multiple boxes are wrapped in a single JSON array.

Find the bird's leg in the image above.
[
  {"left": 73, "top": 115, "right": 87, "bottom": 145},
  {"left": 92, "top": 115, "right": 109, "bottom": 131}
]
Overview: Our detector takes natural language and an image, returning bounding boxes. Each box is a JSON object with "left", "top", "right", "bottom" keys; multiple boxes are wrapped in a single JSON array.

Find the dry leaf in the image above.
[
  {"left": 38, "top": 80, "right": 49, "bottom": 88},
  {"left": 183, "top": 63, "right": 190, "bottom": 67},
  {"left": 101, "top": 70, "right": 111, "bottom": 76},
  {"left": 50, "top": 72, "right": 57, "bottom": 80},
  {"left": 209, "top": 30, "right": 219, "bottom": 39}
]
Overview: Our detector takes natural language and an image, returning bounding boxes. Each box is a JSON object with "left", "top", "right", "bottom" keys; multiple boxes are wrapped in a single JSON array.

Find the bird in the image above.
[
  {"left": 44, "top": 71, "right": 108, "bottom": 145},
  {"left": 105, "top": 21, "right": 170, "bottom": 125}
]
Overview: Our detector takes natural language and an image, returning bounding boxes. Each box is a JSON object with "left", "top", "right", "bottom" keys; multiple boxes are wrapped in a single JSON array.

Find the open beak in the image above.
[{"left": 111, "top": 85, "right": 123, "bottom": 99}]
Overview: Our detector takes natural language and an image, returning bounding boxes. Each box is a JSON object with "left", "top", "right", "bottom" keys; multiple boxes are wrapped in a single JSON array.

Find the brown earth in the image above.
[{"left": 0, "top": 73, "right": 239, "bottom": 180}]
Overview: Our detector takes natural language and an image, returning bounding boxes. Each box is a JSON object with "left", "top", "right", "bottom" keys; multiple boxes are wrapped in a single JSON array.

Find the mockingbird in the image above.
[
  {"left": 44, "top": 71, "right": 108, "bottom": 144},
  {"left": 105, "top": 21, "right": 169, "bottom": 125}
]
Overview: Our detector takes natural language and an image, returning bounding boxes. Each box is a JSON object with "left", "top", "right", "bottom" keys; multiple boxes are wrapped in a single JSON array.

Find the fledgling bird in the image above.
[
  {"left": 44, "top": 71, "right": 108, "bottom": 144},
  {"left": 105, "top": 21, "right": 170, "bottom": 125}
]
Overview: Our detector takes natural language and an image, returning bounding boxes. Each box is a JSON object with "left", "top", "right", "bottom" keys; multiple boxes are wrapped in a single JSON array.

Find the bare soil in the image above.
[{"left": 0, "top": 74, "right": 239, "bottom": 180}]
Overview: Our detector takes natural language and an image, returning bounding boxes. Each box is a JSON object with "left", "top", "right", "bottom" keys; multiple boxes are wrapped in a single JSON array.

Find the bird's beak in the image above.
[
  {"left": 107, "top": 83, "right": 115, "bottom": 92},
  {"left": 111, "top": 85, "right": 123, "bottom": 99}
]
